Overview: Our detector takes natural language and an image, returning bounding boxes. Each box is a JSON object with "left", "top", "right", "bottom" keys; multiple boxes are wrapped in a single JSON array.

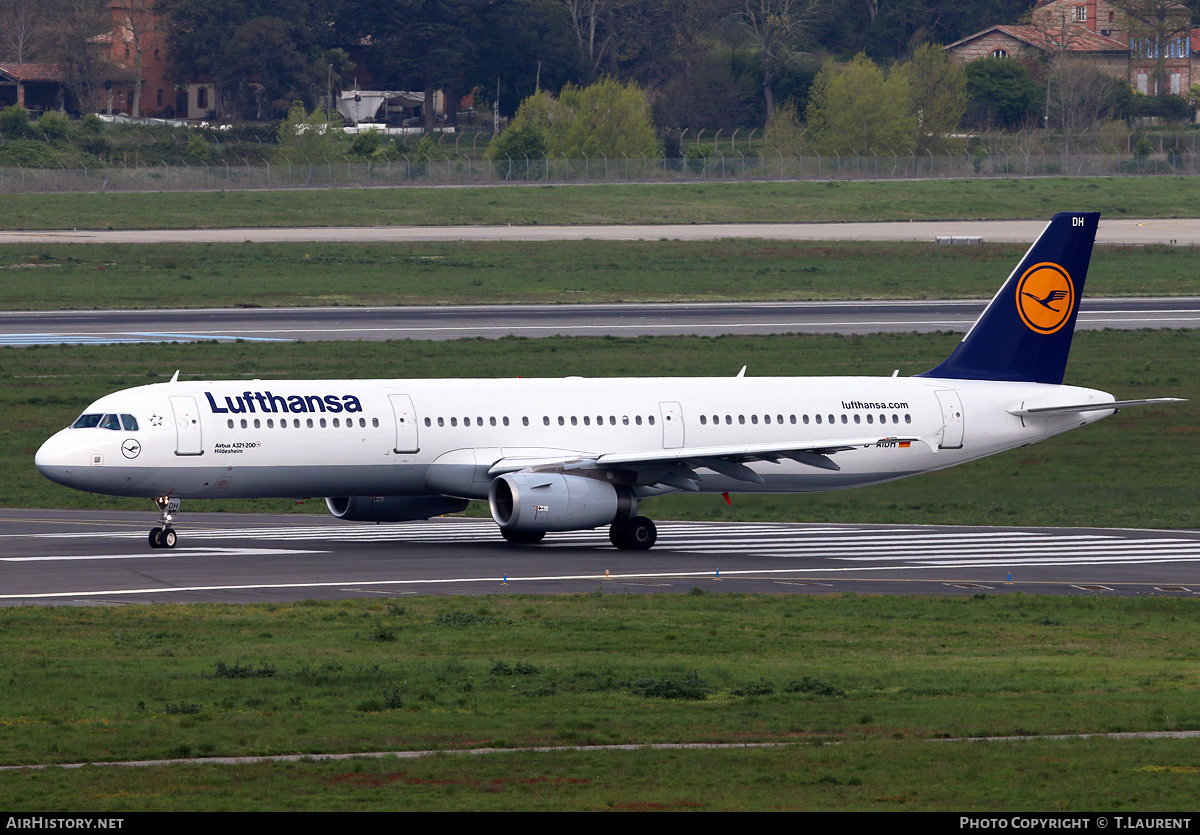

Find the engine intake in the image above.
[
  {"left": 326, "top": 495, "right": 468, "bottom": 523},
  {"left": 489, "top": 472, "right": 635, "bottom": 533}
]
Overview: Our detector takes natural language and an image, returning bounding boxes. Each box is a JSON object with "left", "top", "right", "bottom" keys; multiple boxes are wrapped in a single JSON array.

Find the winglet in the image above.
[{"left": 919, "top": 212, "right": 1100, "bottom": 385}]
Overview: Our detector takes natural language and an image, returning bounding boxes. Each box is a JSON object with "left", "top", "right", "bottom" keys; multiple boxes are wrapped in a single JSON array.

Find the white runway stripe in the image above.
[{"left": 14, "top": 520, "right": 1200, "bottom": 571}]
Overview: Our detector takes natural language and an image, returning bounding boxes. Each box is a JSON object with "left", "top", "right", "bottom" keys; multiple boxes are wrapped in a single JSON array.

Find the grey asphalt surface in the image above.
[
  {"left": 2, "top": 509, "right": 1197, "bottom": 603},
  {"left": 2, "top": 217, "right": 1200, "bottom": 245},
  {"left": 4, "top": 297, "right": 1200, "bottom": 345}
]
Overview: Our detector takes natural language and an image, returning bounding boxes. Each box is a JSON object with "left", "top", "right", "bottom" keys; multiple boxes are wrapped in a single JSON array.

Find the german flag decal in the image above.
[{"left": 1015, "top": 262, "right": 1075, "bottom": 335}]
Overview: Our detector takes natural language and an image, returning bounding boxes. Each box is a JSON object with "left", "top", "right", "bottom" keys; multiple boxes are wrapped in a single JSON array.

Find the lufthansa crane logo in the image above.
[
  {"left": 121, "top": 439, "right": 142, "bottom": 459},
  {"left": 1015, "top": 262, "right": 1075, "bottom": 335}
]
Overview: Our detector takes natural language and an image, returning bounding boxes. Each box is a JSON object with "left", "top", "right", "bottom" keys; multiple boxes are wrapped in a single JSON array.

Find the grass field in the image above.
[
  {"left": 0, "top": 594, "right": 1197, "bottom": 810},
  {"left": 2, "top": 239, "right": 1199, "bottom": 309},
  {"left": 3, "top": 177, "right": 1200, "bottom": 231},
  {"left": 5, "top": 330, "right": 1195, "bottom": 528}
]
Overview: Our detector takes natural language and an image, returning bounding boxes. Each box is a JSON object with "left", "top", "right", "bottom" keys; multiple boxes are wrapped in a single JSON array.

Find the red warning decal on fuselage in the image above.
[{"left": 1015, "top": 262, "right": 1075, "bottom": 335}]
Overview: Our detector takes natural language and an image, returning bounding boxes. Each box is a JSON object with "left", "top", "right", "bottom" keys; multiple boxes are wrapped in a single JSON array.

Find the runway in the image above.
[
  {"left": 3, "top": 217, "right": 1200, "bottom": 245},
  {"left": 1, "top": 510, "right": 1197, "bottom": 603},
  {"left": 4, "top": 296, "right": 1199, "bottom": 345}
]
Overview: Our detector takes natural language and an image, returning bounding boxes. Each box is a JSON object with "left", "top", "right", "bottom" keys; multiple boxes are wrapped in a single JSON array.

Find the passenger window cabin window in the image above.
[
  {"left": 558, "top": 416, "right": 565, "bottom": 426},
  {"left": 648, "top": 416, "right": 655, "bottom": 425},
  {"left": 240, "top": 419, "right": 248, "bottom": 428},
  {"left": 254, "top": 419, "right": 261, "bottom": 429},
  {"left": 320, "top": 418, "right": 327, "bottom": 428},
  {"left": 267, "top": 419, "right": 274, "bottom": 428},
  {"left": 306, "top": 418, "right": 314, "bottom": 428},
  {"left": 867, "top": 414, "right": 874, "bottom": 424},
  {"left": 438, "top": 417, "right": 445, "bottom": 427},
  {"left": 700, "top": 415, "right": 707, "bottom": 425},
  {"left": 227, "top": 419, "right": 234, "bottom": 428},
  {"left": 854, "top": 414, "right": 861, "bottom": 424},
  {"left": 803, "top": 415, "right": 809, "bottom": 424},
  {"left": 372, "top": 418, "right": 379, "bottom": 427},
  {"left": 425, "top": 418, "right": 431, "bottom": 427},
  {"left": 815, "top": 415, "right": 822, "bottom": 424},
  {"left": 635, "top": 415, "right": 642, "bottom": 425},
  {"left": 751, "top": 415, "right": 758, "bottom": 425}
]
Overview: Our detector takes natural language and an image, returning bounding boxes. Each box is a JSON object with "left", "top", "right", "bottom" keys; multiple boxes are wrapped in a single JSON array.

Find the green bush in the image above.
[
  {"left": 0, "top": 103, "right": 28, "bottom": 138},
  {"left": 36, "top": 112, "right": 73, "bottom": 143}
]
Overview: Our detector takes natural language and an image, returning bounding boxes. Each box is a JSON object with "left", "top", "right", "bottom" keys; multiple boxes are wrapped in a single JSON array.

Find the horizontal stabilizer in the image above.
[{"left": 1009, "top": 398, "right": 1185, "bottom": 417}]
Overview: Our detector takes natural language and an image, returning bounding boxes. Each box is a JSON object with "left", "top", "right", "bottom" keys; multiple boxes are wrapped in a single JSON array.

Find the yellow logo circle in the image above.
[{"left": 1015, "top": 263, "right": 1075, "bottom": 335}]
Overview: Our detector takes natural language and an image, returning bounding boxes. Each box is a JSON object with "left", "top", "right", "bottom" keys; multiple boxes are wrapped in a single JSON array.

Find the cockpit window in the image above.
[{"left": 71, "top": 413, "right": 134, "bottom": 431}]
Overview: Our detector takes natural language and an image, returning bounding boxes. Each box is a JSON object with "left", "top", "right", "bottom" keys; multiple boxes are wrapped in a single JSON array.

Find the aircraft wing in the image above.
[
  {"left": 488, "top": 435, "right": 929, "bottom": 490},
  {"left": 1008, "top": 398, "right": 1185, "bottom": 417}
]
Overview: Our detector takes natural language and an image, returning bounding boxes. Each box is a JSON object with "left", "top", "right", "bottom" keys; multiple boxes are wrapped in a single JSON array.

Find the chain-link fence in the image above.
[{"left": 0, "top": 147, "right": 1192, "bottom": 193}]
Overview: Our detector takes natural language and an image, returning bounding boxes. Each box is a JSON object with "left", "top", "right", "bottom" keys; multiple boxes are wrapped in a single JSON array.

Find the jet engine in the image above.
[
  {"left": 326, "top": 495, "right": 469, "bottom": 523},
  {"left": 488, "top": 472, "right": 635, "bottom": 533}
]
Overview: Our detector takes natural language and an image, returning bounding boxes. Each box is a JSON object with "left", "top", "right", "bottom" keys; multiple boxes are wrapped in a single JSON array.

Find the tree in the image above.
[
  {"left": 492, "top": 78, "right": 657, "bottom": 159},
  {"left": 737, "top": 0, "right": 830, "bottom": 117},
  {"left": 901, "top": 42, "right": 967, "bottom": 152},
  {"left": 963, "top": 57, "right": 1042, "bottom": 129},
  {"left": 37, "top": 0, "right": 116, "bottom": 115},
  {"left": 0, "top": 0, "right": 42, "bottom": 63},
  {"left": 549, "top": 77, "right": 658, "bottom": 158},
  {"left": 760, "top": 99, "right": 806, "bottom": 156},
  {"left": 112, "top": 0, "right": 164, "bottom": 118},
  {"left": 1045, "top": 57, "right": 1121, "bottom": 150},
  {"left": 805, "top": 53, "right": 916, "bottom": 154},
  {"left": 275, "top": 100, "right": 346, "bottom": 164},
  {"left": 161, "top": 0, "right": 346, "bottom": 119}
]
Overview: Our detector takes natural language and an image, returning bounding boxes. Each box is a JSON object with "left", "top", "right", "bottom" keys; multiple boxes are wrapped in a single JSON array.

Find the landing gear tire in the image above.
[
  {"left": 149, "top": 527, "right": 177, "bottom": 549},
  {"left": 610, "top": 516, "right": 657, "bottom": 550},
  {"left": 501, "top": 529, "right": 546, "bottom": 545}
]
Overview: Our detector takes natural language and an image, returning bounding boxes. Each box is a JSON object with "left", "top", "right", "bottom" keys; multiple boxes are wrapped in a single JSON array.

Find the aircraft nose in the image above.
[{"left": 35, "top": 429, "right": 92, "bottom": 487}]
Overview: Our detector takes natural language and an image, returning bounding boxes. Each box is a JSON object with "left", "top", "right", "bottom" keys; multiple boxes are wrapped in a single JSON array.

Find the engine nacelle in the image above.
[
  {"left": 489, "top": 472, "right": 635, "bottom": 533},
  {"left": 326, "top": 495, "right": 469, "bottom": 523}
]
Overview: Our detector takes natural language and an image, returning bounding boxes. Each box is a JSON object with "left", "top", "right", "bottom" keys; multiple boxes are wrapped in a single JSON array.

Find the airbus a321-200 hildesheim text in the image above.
[{"left": 36, "top": 212, "right": 1182, "bottom": 550}]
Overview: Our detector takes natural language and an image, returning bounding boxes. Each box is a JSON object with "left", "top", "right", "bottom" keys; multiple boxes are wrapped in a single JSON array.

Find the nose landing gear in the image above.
[{"left": 148, "top": 496, "right": 180, "bottom": 549}]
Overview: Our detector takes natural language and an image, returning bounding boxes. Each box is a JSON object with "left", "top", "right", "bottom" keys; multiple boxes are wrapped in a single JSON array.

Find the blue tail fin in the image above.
[{"left": 919, "top": 212, "right": 1099, "bottom": 385}]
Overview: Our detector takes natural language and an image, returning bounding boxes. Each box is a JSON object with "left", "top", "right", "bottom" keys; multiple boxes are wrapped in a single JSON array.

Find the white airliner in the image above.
[{"left": 36, "top": 212, "right": 1180, "bottom": 550}]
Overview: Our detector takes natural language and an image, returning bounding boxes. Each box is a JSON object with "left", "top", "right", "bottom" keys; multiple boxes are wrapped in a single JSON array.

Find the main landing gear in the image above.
[
  {"left": 498, "top": 515, "right": 658, "bottom": 549},
  {"left": 148, "top": 496, "right": 180, "bottom": 549},
  {"left": 609, "top": 516, "right": 657, "bottom": 550}
]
